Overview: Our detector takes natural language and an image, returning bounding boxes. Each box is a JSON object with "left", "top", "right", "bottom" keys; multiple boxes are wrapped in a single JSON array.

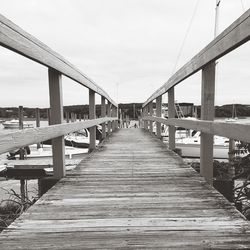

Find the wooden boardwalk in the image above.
[{"left": 1, "top": 129, "right": 250, "bottom": 249}]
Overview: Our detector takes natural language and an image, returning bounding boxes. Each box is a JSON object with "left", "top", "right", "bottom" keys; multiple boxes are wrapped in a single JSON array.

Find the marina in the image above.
[{"left": 0, "top": 1, "right": 250, "bottom": 248}]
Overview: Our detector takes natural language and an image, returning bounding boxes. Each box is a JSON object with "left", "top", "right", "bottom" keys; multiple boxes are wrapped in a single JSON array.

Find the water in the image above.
[{"left": 0, "top": 119, "right": 85, "bottom": 200}]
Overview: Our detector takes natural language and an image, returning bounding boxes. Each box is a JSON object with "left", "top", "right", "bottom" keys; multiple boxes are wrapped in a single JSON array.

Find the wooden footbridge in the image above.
[{"left": 1, "top": 9, "right": 250, "bottom": 249}]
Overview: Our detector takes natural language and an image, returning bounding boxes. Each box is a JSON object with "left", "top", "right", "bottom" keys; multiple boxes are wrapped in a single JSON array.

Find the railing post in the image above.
[
  {"left": 149, "top": 102, "right": 153, "bottom": 134},
  {"left": 48, "top": 68, "right": 65, "bottom": 179},
  {"left": 36, "top": 108, "right": 41, "bottom": 149},
  {"left": 146, "top": 105, "right": 149, "bottom": 131},
  {"left": 89, "top": 89, "right": 96, "bottom": 151},
  {"left": 115, "top": 107, "right": 119, "bottom": 129},
  {"left": 101, "top": 96, "right": 106, "bottom": 139},
  {"left": 200, "top": 61, "right": 216, "bottom": 185},
  {"left": 168, "top": 88, "right": 176, "bottom": 150},
  {"left": 111, "top": 105, "right": 116, "bottom": 131},
  {"left": 142, "top": 108, "right": 146, "bottom": 129},
  {"left": 156, "top": 96, "right": 162, "bottom": 138},
  {"left": 107, "top": 101, "right": 111, "bottom": 134}
]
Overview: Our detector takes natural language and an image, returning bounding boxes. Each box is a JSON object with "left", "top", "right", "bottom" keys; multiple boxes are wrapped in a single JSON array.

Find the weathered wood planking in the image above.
[
  {"left": 1, "top": 129, "right": 250, "bottom": 249},
  {"left": 143, "top": 116, "right": 250, "bottom": 143},
  {"left": 143, "top": 9, "right": 250, "bottom": 107},
  {"left": 0, "top": 14, "right": 117, "bottom": 106},
  {"left": 0, "top": 117, "right": 117, "bottom": 154}
]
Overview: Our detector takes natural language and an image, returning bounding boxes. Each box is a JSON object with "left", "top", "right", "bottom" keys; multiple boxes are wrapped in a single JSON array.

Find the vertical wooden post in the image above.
[
  {"left": 36, "top": 108, "right": 41, "bottom": 149},
  {"left": 47, "top": 108, "right": 51, "bottom": 125},
  {"left": 229, "top": 139, "right": 235, "bottom": 163},
  {"left": 145, "top": 105, "right": 149, "bottom": 131},
  {"left": 66, "top": 112, "right": 69, "bottom": 123},
  {"left": 48, "top": 68, "right": 65, "bottom": 179},
  {"left": 168, "top": 88, "right": 176, "bottom": 150},
  {"left": 89, "top": 89, "right": 96, "bottom": 150},
  {"left": 101, "top": 96, "right": 106, "bottom": 139},
  {"left": 18, "top": 106, "right": 25, "bottom": 196},
  {"left": 228, "top": 139, "right": 235, "bottom": 177},
  {"left": 142, "top": 108, "right": 145, "bottom": 129},
  {"left": 107, "top": 101, "right": 111, "bottom": 134},
  {"left": 119, "top": 108, "right": 122, "bottom": 128},
  {"left": 200, "top": 62, "right": 216, "bottom": 185},
  {"left": 156, "top": 96, "right": 162, "bottom": 138},
  {"left": 20, "top": 179, "right": 26, "bottom": 202},
  {"left": 71, "top": 112, "right": 74, "bottom": 122},
  {"left": 18, "top": 106, "right": 24, "bottom": 130},
  {"left": 111, "top": 105, "right": 116, "bottom": 131},
  {"left": 116, "top": 106, "right": 119, "bottom": 129},
  {"left": 149, "top": 102, "right": 153, "bottom": 134},
  {"left": 18, "top": 106, "right": 25, "bottom": 160}
]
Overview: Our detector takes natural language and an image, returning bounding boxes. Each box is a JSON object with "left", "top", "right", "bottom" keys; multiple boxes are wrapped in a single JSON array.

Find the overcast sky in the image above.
[{"left": 0, "top": 0, "right": 250, "bottom": 107}]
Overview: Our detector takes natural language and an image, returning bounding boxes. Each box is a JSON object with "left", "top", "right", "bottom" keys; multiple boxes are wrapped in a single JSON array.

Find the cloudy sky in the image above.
[{"left": 0, "top": 0, "right": 250, "bottom": 107}]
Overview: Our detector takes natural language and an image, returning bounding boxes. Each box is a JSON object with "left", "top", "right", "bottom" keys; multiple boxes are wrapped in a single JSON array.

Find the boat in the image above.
[
  {"left": 7, "top": 144, "right": 88, "bottom": 160},
  {"left": 64, "top": 127, "right": 102, "bottom": 148},
  {"left": 2, "top": 119, "right": 34, "bottom": 129},
  {"left": 173, "top": 131, "right": 230, "bottom": 159},
  {"left": 225, "top": 104, "right": 238, "bottom": 123}
]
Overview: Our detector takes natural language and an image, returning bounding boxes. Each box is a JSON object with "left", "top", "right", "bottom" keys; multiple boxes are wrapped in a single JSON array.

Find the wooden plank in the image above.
[
  {"left": 48, "top": 68, "right": 65, "bottom": 179},
  {"left": 0, "top": 14, "right": 117, "bottom": 107},
  {"left": 1, "top": 129, "right": 250, "bottom": 249},
  {"left": 143, "top": 9, "right": 250, "bottom": 107},
  {"left": 89, "top": 89, "right": 96, "bottom": 150},
  {"left": 200, "top": 62, "right": 216, "bottom": 185},
  {"left": 168, "top": 87, "right": 175, "bottom": 150},
  {"left": 143, "top": 116, "right": 250, "bottom": 143}
]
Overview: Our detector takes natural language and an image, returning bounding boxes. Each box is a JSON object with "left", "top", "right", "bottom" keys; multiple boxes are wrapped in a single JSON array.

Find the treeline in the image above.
[
  {"left": 0, "top": 103, "right": 143, "bottom": 119},
  {"left": 215, "top": 104, "right": 250, "bottom": 118},
  {"left": 0, "top": 103, "right": 249, "bottom": 119}
]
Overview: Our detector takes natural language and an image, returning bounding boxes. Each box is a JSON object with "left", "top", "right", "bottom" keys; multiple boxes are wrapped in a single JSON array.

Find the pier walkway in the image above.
[{"left": 1, "top": 129, "right": 250, "bottom": 249}]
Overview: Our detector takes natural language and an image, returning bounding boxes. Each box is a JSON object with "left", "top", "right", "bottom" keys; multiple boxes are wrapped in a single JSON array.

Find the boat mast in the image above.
[{"left": 214, "top": 0, "right": 221, "bottom": 37}]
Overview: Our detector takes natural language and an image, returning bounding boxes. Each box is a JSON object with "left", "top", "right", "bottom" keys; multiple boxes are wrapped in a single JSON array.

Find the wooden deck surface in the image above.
[{"left": 1, "top": 129, "right": 250, "bottom": 249}]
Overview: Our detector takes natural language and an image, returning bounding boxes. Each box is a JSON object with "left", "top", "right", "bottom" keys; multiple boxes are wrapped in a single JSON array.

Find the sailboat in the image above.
[{"left": 225, "top": 104, "right": 238, "bottom": 123}]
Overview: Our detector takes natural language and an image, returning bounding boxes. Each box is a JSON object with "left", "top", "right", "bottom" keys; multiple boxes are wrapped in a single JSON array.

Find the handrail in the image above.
[
  {"left": 142, "top": 9, "right": 250, "bottom": 185},
  {"left": 143, "top": 9, "right": 250, "bottom": 108},
  {"left": 0, "top": 117, "right": 118, "bottom": 155},
  {"left": 0, "top": 14, "right": 117, "bottom": 107},
  {"left": 143, "top": 116, "right": 250, "bottom": 143}
]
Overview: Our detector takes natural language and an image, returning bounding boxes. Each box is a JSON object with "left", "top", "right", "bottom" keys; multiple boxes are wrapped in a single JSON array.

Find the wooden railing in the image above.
[
  {"left": 142, "top": 9, "right": 250, "bottom": 185},
  {"left": 0, "top": 14, "right": 118, "bottom": 179}
]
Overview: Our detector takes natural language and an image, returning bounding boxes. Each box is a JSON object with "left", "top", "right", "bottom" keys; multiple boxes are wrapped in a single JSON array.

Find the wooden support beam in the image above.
[
  {"left": 18, "top": 106, "right": 25, "bottom": 160},
  {"left": 116, "top": 107, "right": 119, "bottom": 129},
  {"left": 200, "top": 61, "right": 216, "bottom": 185},
  {"left": 101, "top": 96, "right": 106, "bottom": 139},
  {"left": 168, "top": 88, "right": 176, "bottom": 150},
  {"left": 18, "top": 106, "right": 24, "bottom": 130},
  {"left": 48, "top": 68, "right": 65, "bottom": 179},
  {"left": 145, "top": 105, "right": 149, "bottom": 131},
  {"left": 35, "top": 108, "right": 41, "bottom": 149},
  {"left": 111, "top": 105, "right": 116, "bottom": 131},
  {"left": 66, "top": 112, "right": 69, "bottom": 123},
  {"left": 47, "top": 108, "right": 51, "bottom": 125},
  {"left": 89, "top": 89, "right": 96, "bottom": 150},
  {"left": 149, "top": 102, "right": 153, "bottom": 134},
  {"left": 107, "top": 102, "right": 111, "bottom": 134},
  {"left": 156, "top": 96, "right": 162, "bottom": 138}
]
